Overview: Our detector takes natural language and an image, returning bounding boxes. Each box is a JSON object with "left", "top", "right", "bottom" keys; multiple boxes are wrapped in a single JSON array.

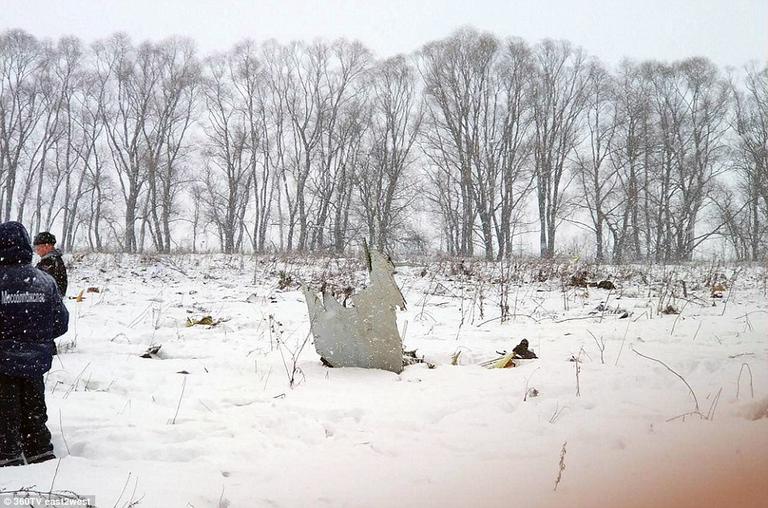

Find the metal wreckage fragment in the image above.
[{"left": 302, "top": 248, "right": 407, "bottom": 374}]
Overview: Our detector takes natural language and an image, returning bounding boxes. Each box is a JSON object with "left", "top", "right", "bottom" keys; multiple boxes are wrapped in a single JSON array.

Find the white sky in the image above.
[{"left": 2, "top": 0, "right": 766, "bottom": 68}]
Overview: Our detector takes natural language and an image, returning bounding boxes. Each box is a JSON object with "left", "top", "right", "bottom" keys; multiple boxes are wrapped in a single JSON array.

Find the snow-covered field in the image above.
[{"left": 2, "top": 254, "right": 767, "bottom": 507}]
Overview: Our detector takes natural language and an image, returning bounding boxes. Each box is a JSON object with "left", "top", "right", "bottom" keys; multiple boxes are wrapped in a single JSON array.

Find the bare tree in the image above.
[
  {"left": 494, "top": 39, "right": 536, "bottom": 259},
  {"left": 14, "top": 37, "right": 62, "bottom": 231},
  {"left": 278, "top": 41, "right": 325, "bottom": 251},
  {"left": 674, "top": 58, "right": 731, "bottom": 259},
  {"left": 141, "top": 38, "right": 199, "bottom": 253},
  {"left": 0, "top": 30, "right": 46, "bottom": 222},
  {"left": 200, "top": 52, "right": 253, "bottom": 253},
  {"left": 574, "top": 59, "right": 618, "bottom": 261},
  {"left": 731, "top": 64, "right": 768, "bottom": 260},
  {"left": 230, "top": 40, "right": 273, "bottom": 253},
  {"left": 94, "top": 34, "right": 154, "bottom": 253},
  {"left": 530, "top": 39, "right": 588, "bottom": 258},
  {"left": 308, "top": 40, "right": 370, "bottom": 253},
  {"left": 420, "top": 31, "right": 535, "bottom": 259},
  {"left": 76, "top": 69, "right": 111, "bottom": 252},
  {"left": 50, "top": 37, "right": 92, "bottom": 251},
  {"left": 420, "top": 29, "right": 502, "bottom": 259},
  {"left": 356, "top": 56, "right": 422, "bottom": 252},
  {"left": 606, "top": 61, "right": 651, "bottom": 261},
  {"left": 645, "top": 58, "right": 731, "bottom": 261}
]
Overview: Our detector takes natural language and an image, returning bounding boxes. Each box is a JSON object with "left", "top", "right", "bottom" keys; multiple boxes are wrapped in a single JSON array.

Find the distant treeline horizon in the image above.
[{"left": 0, "top": 27, "right": 765, "bottom": 261}]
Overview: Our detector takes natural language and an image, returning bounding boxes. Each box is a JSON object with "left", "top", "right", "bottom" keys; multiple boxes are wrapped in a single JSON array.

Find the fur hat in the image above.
[{"left": 33, "top": 231, "right": 57, "bottom": 246}]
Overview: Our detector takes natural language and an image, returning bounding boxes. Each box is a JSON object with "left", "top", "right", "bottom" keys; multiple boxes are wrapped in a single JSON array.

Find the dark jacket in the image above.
[
  {"left": 37, "top": 249, "right": 68, "bottom": 297},
  {"left": 0, "top": 222, "right": 69, "bottom": 378}
]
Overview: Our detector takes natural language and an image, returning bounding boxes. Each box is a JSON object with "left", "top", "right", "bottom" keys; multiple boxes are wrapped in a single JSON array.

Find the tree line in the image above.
[{"left": 0, "top": 28, "right": 765, "bottom": 261}]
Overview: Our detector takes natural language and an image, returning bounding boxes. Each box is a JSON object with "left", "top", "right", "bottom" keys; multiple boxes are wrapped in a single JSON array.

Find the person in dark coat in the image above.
[
  {"left": 33, "top": 231, "right": 68, "bottom": 297},
  {"left": 0, "top": 222, "right": 69, "bottom": 467}
]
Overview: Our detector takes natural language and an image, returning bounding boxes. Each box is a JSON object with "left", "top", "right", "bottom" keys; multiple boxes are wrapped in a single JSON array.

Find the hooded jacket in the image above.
[{"left": 0, "top": 222, "right": 69, "bottom": 378}]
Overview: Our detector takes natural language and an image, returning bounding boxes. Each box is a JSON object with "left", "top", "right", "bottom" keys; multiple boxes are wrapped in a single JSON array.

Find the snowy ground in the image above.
[{"left": 1, "top": 254, "right": 767, "bottom": 507}]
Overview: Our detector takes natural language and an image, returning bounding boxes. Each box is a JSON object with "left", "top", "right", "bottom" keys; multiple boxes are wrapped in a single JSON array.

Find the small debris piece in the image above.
[
  {"left": 661, "top": 305, "right": 679, "bottom": 315},
  {"left": 569, "top": 271, "right": 590, "bottom": 287},
  {"left": 569, "top": 271, "right": 616, "bottom": 290},
  {"left": 482, "top": 340, "right": 538, "bottom": 368},
  {"left": 177, "top": 370, "right": 190, "bottom": 375},
  {"left": 707, "top": 276, "right": 729, "bottom": 298},
  {"left": 711, "top": 282, "right": 728, "bottom": 293},
  {"left": 512, "top": 339, "right": 538, "bottom": 359},
  {"left": 492, "top": 352, "right": 517, "bottom": 369},
  {"left": 403, "top": 349, "right": 436, "bottom": 369},
  {"left": 186, "top": 315, "right": 216, "bottom": 327},
  {"left": 527, "top": 388, "right": 540, "bottom": 398},
  {"left": 277, "top": 270, "right": 294, "bottom": 290},
  {"left": 86, "top": 287, "right": 100, "bottom": 293},
  {"left": 140, "top": 344, "right": 162, "bottom": 358},
  {"left": 596, "top": 303, "right": 630, "bottom": 318}
]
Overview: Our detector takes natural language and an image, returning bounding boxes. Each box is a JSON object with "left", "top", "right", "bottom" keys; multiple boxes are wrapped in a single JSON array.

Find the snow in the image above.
[{"left": 2, "top": 254, "right": 767, "bottom": 507}]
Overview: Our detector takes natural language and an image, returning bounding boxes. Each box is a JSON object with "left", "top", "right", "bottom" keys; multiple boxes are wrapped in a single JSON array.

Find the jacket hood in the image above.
[{"left": 0, "top": 222, "right": 34, "bottom": 265}]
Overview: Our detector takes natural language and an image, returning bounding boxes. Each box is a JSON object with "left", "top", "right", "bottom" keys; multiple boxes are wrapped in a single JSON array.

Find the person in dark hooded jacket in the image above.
[
  {"left": 0, "top": 222, "right": 69, "bottom": 467},
  {"left": 33, "top": 231, "right": 68, "bottom": 297}
]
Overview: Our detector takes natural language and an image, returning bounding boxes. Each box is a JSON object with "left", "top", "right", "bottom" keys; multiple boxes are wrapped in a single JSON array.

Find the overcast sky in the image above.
[{"left": 2, "top": 0, "right": 766, "bottom": 67}]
